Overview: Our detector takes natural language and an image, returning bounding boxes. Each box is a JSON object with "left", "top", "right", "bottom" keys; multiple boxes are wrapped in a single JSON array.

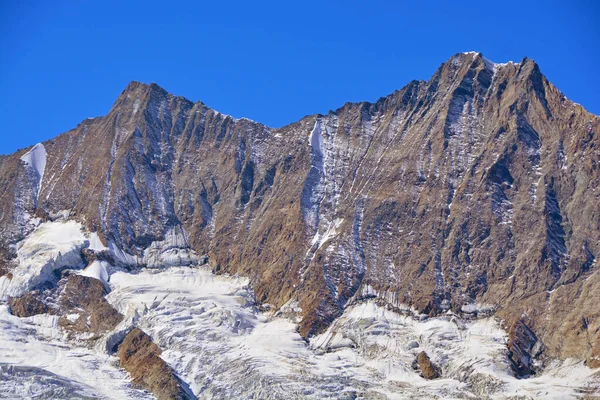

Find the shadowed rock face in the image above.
[
  {"left": 0, "top": 52, "right": 599, "bottom": 363},
  {"left": 507, "top": 320, "right": 543, "bottom": 376}
]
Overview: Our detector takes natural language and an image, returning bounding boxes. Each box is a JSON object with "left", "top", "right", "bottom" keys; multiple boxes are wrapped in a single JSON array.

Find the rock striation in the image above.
[{"left": 0, "top": 52, "right": 598, "bottom": 364}]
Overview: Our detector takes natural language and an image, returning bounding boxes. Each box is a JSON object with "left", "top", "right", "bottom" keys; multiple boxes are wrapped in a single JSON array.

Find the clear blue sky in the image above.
[{"left": 1, "top": 0, "right": 598, "bottom": 155}]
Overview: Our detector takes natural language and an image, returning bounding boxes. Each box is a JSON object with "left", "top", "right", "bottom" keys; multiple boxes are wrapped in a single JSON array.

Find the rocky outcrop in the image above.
[
  {"left": 0, "top": 52, "right": 598, "bottom": 363},
  {"left": 0, "top": 238, "right": 16, "bottom": 278},
  {"left": 117, "top": 327, "right": 192, "bottom": 400},
  {"left": 58, "top": 274, "right": 123, "bottom": 337},
  {"left": 507, "top": 320, "right": 543, "bottom": 376},
  {"left": 8, "top": 291, "right": 49, "bottom": 317},
  {"left": 416, "top": 351, "right": 440, "bottom": 379},
  {"left": 81, "top": 248, "right": 115, "bottom": 265}
]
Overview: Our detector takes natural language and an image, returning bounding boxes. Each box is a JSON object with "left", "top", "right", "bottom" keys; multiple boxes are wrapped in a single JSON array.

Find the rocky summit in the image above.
[{"left": 0, "top": 52, "right": 599, "bottom": 399}]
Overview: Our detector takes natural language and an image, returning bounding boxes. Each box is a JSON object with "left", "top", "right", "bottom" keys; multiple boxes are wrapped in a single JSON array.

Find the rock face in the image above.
[
  {"left": 117, "top": 327, "right": 192, "bottom": 400},
  {"left": 416, "top": 351, "right": 440, "bottom": 379},
  {"left": 507, "top": 320, "right": 543, "bottom": 376},
  {"left": 8, "top": 291, "right": 49, "bottom": 318},
  {"left": 58, "top": 274, "right": 123, "bottom": 337},
  {"left": 0, "top": 52, "right": 599, "bottom": 363}
]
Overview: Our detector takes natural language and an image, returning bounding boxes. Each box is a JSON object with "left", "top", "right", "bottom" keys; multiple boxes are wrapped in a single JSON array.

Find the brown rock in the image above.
[
  {"left": 117, "top": 328, "right": 191, "bottom": 400},
  {"left": 0, "top": 52, "right": 599, "bottom": 363},
  {"left": 81, "top": 248, "right": 115, "bottom": 265},
  {"left": 0, "top": 237, "right": 16, "bottom": 278},
  {"left": 587, "top": 356, "right": 600, "bottom": 369},
  {"left": 8, "top": 291, "right": 49, "bottom": 317},
  {"left": 417, "top": 351, "right": 440, "bottom": 379},
  {"left": 58, "top": 274, "right": 123, "bottom": 337},
  {"left": 586, "top": 341, "right": 600, "bottom": 369},
  {"left": 507, "top": 320, "right": 542, "bottom": 376}
]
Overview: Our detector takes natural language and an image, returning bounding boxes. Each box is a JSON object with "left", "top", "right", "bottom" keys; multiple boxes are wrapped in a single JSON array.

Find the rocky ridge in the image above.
[{"left": 0, "top": 51, "right": 599, "bottom": 372}]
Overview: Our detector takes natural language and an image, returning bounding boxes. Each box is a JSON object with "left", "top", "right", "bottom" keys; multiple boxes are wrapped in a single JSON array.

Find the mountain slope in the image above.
[{"left": 0, "top": 52, "right": 599, "bottom": 369}]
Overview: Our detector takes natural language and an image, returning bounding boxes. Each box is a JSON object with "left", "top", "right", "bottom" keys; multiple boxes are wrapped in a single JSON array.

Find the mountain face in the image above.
[{"left": 1, "top": 51, "right": 599, "bottom": 379}]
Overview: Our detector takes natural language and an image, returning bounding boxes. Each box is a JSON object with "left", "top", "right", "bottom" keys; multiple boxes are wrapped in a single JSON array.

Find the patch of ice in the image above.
[
  {"left": 461, "top": 302, "right": 496, "bottom": 314},
  {"left": 79, "top": 260, "right": 110, "bottom": 286},
  {"left": 65, "top": 313, "right": 79, "bottom": 323},
  {"left": 308, "top": 119, "right": 325, "bottom": 162},
  {"left": 109, "top": 226, "right": 200, "bottom": 268},
  {"left": 0, "top": 220, "right": 87, "bottom": 299},
  {"left": 20, "top": 143, "right": 47, "bottom": 184},
  {"left": 20, "top": 143, "right": 47, "bottom": 199},
  {"left": 132, "top": 98, "right": 140, "bottom": 115},
  {"left": 87, "top": 232, "right": 107, "bottom": 251}
]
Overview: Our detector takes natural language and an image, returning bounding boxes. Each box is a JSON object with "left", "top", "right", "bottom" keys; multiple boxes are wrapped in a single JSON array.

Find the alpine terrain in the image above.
[{"left": 0, "top": 52, "right": 599, "bottom": 399}]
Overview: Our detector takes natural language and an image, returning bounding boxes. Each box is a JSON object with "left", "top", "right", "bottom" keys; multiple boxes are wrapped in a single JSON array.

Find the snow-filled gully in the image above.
[{"left": 0, "top": 220, "right": 598, "bottom": 399}]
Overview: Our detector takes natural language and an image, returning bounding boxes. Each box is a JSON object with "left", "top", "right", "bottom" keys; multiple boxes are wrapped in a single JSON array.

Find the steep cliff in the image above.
[{"left": 1, "top": 52, "right": 598, "bottom": 364}]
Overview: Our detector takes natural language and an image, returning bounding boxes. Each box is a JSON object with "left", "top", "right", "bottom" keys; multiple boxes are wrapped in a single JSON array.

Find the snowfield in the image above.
[
  {"left": 0, "top": 306, "right": 152, "bottom": 399},
  {"left": 0, "top": 220, "right": 598, "bottom": 399},
  {"left": 0, "top": 220, "right": 87, "bottom": 300},
  {"left": 106, "top": 267, "right": 599, "bottom": 399}
]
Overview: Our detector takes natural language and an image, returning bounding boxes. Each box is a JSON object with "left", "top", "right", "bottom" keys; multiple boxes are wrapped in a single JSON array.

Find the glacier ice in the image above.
[{"left": 0, "top": 221, "right": 598, "bottom": 399}]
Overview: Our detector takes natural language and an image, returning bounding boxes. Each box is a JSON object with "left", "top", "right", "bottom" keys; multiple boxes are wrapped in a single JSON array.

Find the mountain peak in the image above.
[
  {"left": 0, "top": 52, "right": 599, "bottom": 399},
  {"left": 447, "top": 51, "right": 522, "bottom": 71},
  {"left": 118, "top": 80, "right": 170, "bottom": 100}
]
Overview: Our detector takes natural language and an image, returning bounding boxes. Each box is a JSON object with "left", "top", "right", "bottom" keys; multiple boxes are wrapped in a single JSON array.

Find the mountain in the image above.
[{"left": 0, "top": 52, "right": 599, "bottom": 398}]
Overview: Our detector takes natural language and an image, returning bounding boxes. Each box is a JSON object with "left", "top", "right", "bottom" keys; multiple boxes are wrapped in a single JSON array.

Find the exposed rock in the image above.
[
  {"left": 0, "top": 52, "right": 598, "bottom": 363},
  {"left": 507, "top": 319, "right": 543, "bottom": 376},
  {"left": 8, "top": 291, "right": 49, "bottom": 317},
  {"left": 416, "top": 351, "right": 440, "bottom": 379},
  {"left": 81, "top": 248, "right": 115, "bottom": 265},
  {"left": 586, "top": 341, "right": 600, "bottom": 369},
  {"left": 587, "top": 356, "right": 600, "bottom": 369},
  {"left": 0, "top": 238, "right": 16, "bottom": 279},
  {"left": 58, "top": 274, "right": 123, "bottom": 338},
  {"left": 117, "top": 327, "right": 192, "bottom": 400}
]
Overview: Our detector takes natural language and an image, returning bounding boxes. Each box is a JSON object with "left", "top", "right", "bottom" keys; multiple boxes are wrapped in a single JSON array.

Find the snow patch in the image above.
[
  {"left": 20, "top": 143, "right": 47, "bottom": 200},
  {"left": 87, "top": 232, "right": 107, "bottom": 251},
  {"left": 308, "top": 119, "right": 325, "bottom": 164},
  {"left": 0, "top": 305, "right": 152, "bottom": 399},
  {"left": 0, "top": 220, "right": 87, "bottom": 299},
  {"left": 65, "top": 313, "right": 80, "bottom": 323},
  {"left": 20, "top": 143, "right": 47, "bottom": 185},
  {"left": 79, "top": 260, "right": 110, "bottom": 287}
]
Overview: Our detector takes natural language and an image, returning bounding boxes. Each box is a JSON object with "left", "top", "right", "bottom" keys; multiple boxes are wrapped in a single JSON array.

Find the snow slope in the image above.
[
  {"left": 0, "top": 305, "right": 152, "bottom": 399},
  {"left": 0, "top": 220, "right": 87, "bottom": 300},
  {"left": 20, "top": 143, "right": 47, "bottom": 198},
  {"left": 20, "top": 143, "right": 47, "bottom": 179},
  {"left": 106, "top": 267, "right": 600, "bottom": 399},
  {"left": 0, "top": 218, "right": 597, "bottom": 398}
]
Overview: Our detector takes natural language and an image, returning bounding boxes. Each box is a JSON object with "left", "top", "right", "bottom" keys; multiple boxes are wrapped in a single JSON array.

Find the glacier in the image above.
[{"left": 0, "top": 219, "right": 598, "bottom": 399}]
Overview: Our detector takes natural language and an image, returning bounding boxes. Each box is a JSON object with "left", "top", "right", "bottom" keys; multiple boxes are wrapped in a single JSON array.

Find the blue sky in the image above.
[{"left": 1, "top": 0, "right": 598, "bottom": 154}]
